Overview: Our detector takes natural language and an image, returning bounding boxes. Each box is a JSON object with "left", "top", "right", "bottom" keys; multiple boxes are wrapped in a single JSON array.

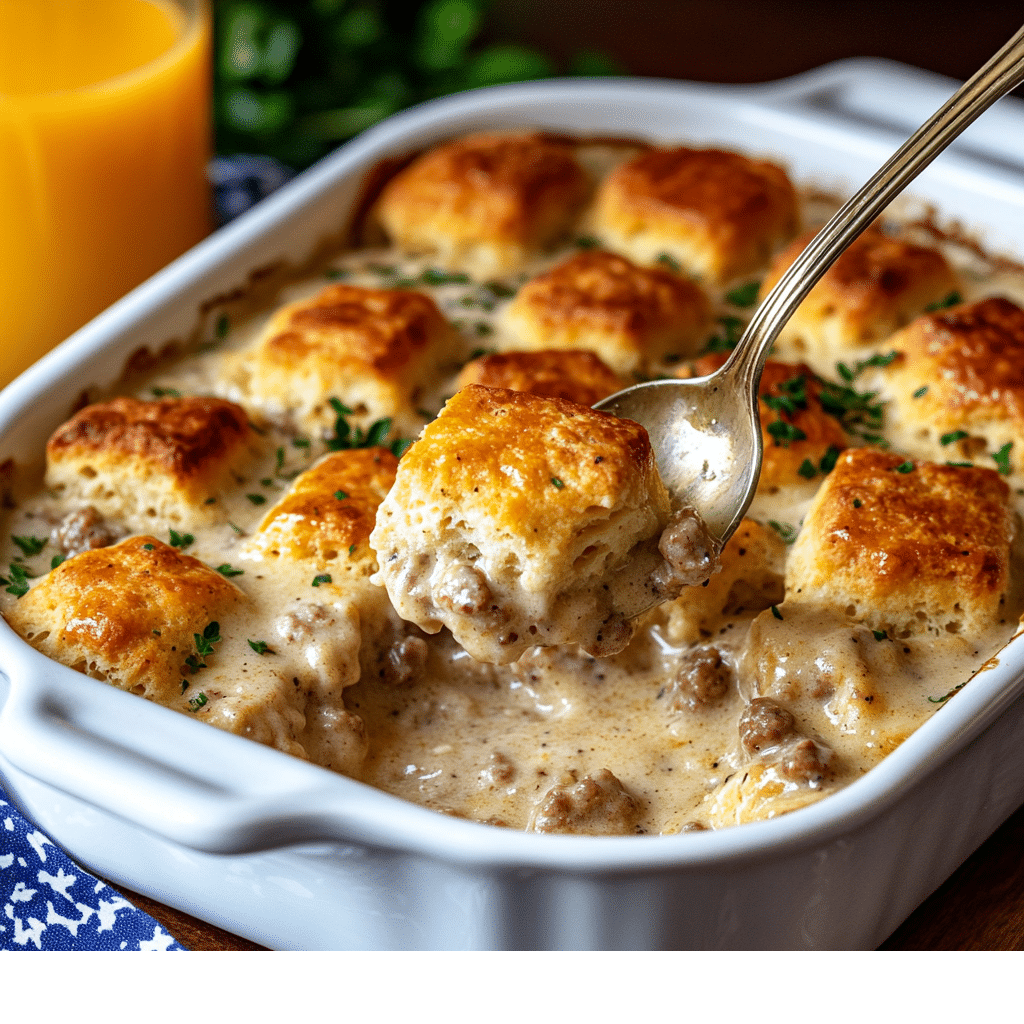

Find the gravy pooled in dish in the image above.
[{"left": 4, "top": 129, "right": 1024, "bottom": 836}]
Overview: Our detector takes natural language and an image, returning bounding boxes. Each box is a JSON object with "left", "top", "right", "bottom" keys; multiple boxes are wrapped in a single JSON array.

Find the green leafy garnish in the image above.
[
  {"left": 312, "top": 573, "right": 332, "bottom": 587},
  {"left": 771, "top": 605, "right": 784, "bottom": 620},
  {"left": 768, "top": 520, "right": 798, "bottom": 544},
  {"left": 797, "top": 459, "right": 817, "bottom": 479},
  {"left": 574, "top": 235, "right": 600, "bottom": 249},
  {"left": 50, "top": 554, "right": 65, "bottom": 570},
  {"left": 169, "top": 529, "right": 194, "bottom": 549},
  {"left": 929, "top": 681, "right": 967, "bottom": 704},
  {"left": 187, "top": 692, "right": 209, "bottom": 713},
  {"left": 12, "top": 535, "right": 46, "bottom": 557},
  {"left": 704, "top": 315, "right": 745, "bottom": 353},
  {"left": 766, "top": 419, "right": 807, "bottom": 447},
  {"left": 872, "top": 629, "right": 889, "bottom": 641},
  {"left": 940, "top": 430, "right": 969, "bottom": 446},
  {"left": 836, "top": 351, "right": 898, "bottom": 382},
  {"left": 334, "top": 490, "right": 349, "bottom": 500},
  {"left": 217, "top": 564, "right": 244, "bottom": 578},
  {"left": 184, "top": 621, "right": 222, "bottom": 674},
  {"left": 248, "top": 639, "right": 274, "bottom": 655},
  {"left": 894, "top": 461, "right": 914, "bottom": 473},
  {"left": 246, "top": 493, "right": 267, "bottom": 505},
  {"left": 420, "top": 268, "right": 470, "bottom": 286},
  {"left": 725, "top": 281, "right": 760, "bottom": 308},
  {"left": 151, "top": 386, "right": 182, "bottom": 398},
  {"left": 656, "top": 252, "right": 681, "bottom": 273},
  {"left": 992, "top": 442, "right": 1013, "bottom": 475},
  {"left": 924, "top": 291, "right": 963, "bottom": 312},
  {"left": 551, "top": 477, "right": 565, "bottom": 489},
  {"left": 143, "top": 543, "right": 155, "bottom": 551},
  {"left": 215, "top": 314, "right": 230, "bottom": 339},
  {"left": 4, "top": 562, "right": 32, "bottom": 598},
  {"left": 913, "top": 385, "right": 929, "bottom": 399}
]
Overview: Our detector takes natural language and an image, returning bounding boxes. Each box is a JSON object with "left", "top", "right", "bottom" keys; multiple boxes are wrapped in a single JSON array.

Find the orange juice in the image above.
[{"left": 0, "top": 0, "right": 212, "bottom": 386}]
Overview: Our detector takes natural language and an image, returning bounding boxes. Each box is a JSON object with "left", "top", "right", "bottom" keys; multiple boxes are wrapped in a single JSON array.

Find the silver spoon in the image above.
[{"left": 595, "top": 24, "right": 1024, "bottom": 549}]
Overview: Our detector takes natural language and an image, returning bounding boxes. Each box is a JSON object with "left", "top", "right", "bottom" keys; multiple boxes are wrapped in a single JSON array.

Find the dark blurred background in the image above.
[{"left": 211, "top": 0, "right": 1024, "bottom": 194}]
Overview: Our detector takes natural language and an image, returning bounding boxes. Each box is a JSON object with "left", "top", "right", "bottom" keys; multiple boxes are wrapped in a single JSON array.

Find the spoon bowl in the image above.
[{"left": 596, "top": 23, "right": 1024, "bottom": 552}]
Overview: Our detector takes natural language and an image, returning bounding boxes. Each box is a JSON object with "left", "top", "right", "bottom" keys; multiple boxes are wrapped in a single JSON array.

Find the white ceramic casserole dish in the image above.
[{"left": 3, "top": 60, "right": 1024, "bottom": 950}]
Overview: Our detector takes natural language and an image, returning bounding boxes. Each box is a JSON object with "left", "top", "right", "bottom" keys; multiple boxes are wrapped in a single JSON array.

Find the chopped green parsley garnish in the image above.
[
  {"left": 187, "top": 692, "right": 209, "bottom": 712},
  {"left": 482, "top": 281, "right": 517, "bottom": 300},
  {"left": 872, "top": 629, "right": 889, "bottom": 641},
  {"left": 348, "top": 544, "right": 357, "bottom": 555},
  {"left": 725, "top": 281, "right": 760, "bottom": 308},
  {"left": 334, "top": 490, "right": 348, "bottom": 500},
  {"left": 292, "top": 437, "right": 311, "bottom": 449},
  {"left": 704, "top": 315, "right": 745, "bottom": 353},
  {"left": 3, "top": 562, "right": 31, "bottom": 598},
  {"left": 50, "top": 554, "right": 65, "bottom": 570},
  {"left": 924, "top": 291, "right": 963, "bottom": 312},
  {"left": 913, "top": 385, "right": 929, "bottom": 399},
  {"left": 420, "top": 268, "right": 470, "bottom": 286},
  {"left": 325, "top": 267, "right": 351, "bottom": 280},
  {"left": 551, "top": 477, "right": 565, "bottom": 489},
  {"left": 929, "top": 681, "right": 967, "bottom": 704},
  {"left": 992, "top": 442, "right": 1013, "bottom": 475},
  {"left": 852, "top": 498, "right": 862, "bottom": 508},
  {"left": 766, "top": 419, "right": 807, "bottom": 447},
  {"left": 946, "top": 461, "right": 974, "bottom": 468},
  {"left": 656, "top": 252, "right": 681, "bottom": 273},
  {"left": 217, "top": 564, "right": 244, "bottom": 577},
  {"left": 275, "top": 446, "right": 286, "bottom": 472},
  {"left": 215, "top": 314, "right": 230, "bottom": 339},
  {"left": 940, "top": 430, "right": 969, "bottom": 446},
  {"left": 324, "top": 398, "right": 412, "bottom": 458},
  {"left": 312, "top": 573, "right": 332, "bottom": 587},
  {"left": 248, "top": 639, "right": 274, "bottom": 655},
  {"left": 184, "top": 621, "right": 221, "bottom": 674},
  {"left": 246, "top": 493, "right": 267, "bottom": 505},
  {"left": 836, "top": 351, "right": 898, "bottom": 382},
  {"left": 894, "top": 461, "right": 914, "bottom": 473},
  {"left": 574, "top": 235, "right": 600, "bottom": 249},
  {"left": 228, "top": 522, "right": 244, "bottom": 536},
  {"left": 797, "top": 459, "right": 817, "bottom": 479},
  {"left": 771, "top": 605, "right": 784, "bottom": 620},
  {"left": 768, "top": 520, "right": 798, "bottom": 544},
  {"left": 143, "top": 543, "right": 155, "bottom": 551},
  {"left": 12, "top": 535, "right": 46, "bottom": 557},
  {"left": 151, "top": 386, "right": 181, "bottom": 399},
  {"left": 168, "top": 529, "right": 194, "bottom": 549}
]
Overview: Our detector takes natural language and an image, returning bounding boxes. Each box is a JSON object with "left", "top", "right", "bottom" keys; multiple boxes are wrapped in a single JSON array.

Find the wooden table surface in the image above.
[
  {"left": 102, "top": 0, "right": 1024, "bottom": 953},
  {"left": 116, "top": 799, "right": 1024, "bottom": 950}
]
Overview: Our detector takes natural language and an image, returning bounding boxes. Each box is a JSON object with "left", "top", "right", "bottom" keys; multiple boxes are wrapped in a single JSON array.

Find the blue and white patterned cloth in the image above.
[{"left": 1, "top": 784, "right": 185, "bottom": 951}]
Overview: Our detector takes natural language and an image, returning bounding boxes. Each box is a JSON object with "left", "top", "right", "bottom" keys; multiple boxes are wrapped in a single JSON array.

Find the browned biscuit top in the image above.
[
  {"left": 46, "top": 396, "right": 254, "bottom": 483},
  {"left": 250, "top": 447, "right": 399, "bottom": 560},
  {"left": 402, "top": 384, "right": 657, "bottom": 533},
  {"left": 377, "top": 131, "right": 589, "bottom": 246},
  {"left": 794, "top": 448, "right": 1011, "bottom": 605},
  {"left": 762, "top": 227, "right": 957, "bottom": 317},
  {"left": 11, "top": 535, "right": 244, "bottom": 671},
  {"left": 261, "top": 283, "right": 450, "bottom": 377},
  {"left": 508, "top": 249, "right": 709, "bottom": 340},
  {"left": 891, "top": 296, "right": 1024, "bottom": 422},
  {"left": 601, "top": 147, "right": 797, "bottom": 243},
  {"left": 456, "top": 349, "right": 627, "bottom": 407}
]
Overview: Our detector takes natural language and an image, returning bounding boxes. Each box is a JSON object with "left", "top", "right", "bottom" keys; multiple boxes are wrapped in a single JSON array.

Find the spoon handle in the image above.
[{"left": 723, "top": 22, "right": 1024, "bottom": 398}]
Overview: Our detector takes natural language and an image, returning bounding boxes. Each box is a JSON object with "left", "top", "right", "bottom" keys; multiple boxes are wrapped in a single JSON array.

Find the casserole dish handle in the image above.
[{"left": 0, "top": 639, "right": 409, "bottom": 855}]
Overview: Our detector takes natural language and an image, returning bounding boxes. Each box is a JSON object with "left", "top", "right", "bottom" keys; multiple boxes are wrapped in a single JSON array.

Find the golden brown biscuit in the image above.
[
  {"left": 786, "top": 447, "right": 1015, "bottom": 636},
  {"left": 223, "top": 283, "right": 461, "bottom": 437},
  {"left": 45, "top": 396, "right": 260, "bottom": 530},
  {"left": 760, "top": 227, "right": 960, "bottom": 366},
  {"left": 501, "top": 249, "right": 712, "bottom": 374},
  {"left": 374, "top": 131, "right": 590, "bottom": 275},
  {"left": 7, "top": 535, "right": 369, "bottom": 773},
  {"left": 693, "top": 354, "right": 849, "bottom": 490},
  {"left": 455, "top": 348, "right": 627, "bottom": 406},
  {"left": 244, "top": 447, "right": 399, "bottom": 569},
  {"left": 8, "top": 535, "right": 245, "bottom": 703},
  {"left": 883, "top": 296, "right": 1024, "bottom": 473},
  {"left": 662, "top": 517, "right": 786, "bottom": 644},
  {"left": 593, "top": 147, "right": 798, "bottom": 284},
  {"left": 370, "top": 384, "right": 718, "bottom": 664}
]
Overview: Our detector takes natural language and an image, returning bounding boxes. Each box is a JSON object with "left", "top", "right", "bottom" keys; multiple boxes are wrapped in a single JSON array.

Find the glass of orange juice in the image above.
[{"left": 0, "top": 0, "right": 213, "bottom": 388}]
